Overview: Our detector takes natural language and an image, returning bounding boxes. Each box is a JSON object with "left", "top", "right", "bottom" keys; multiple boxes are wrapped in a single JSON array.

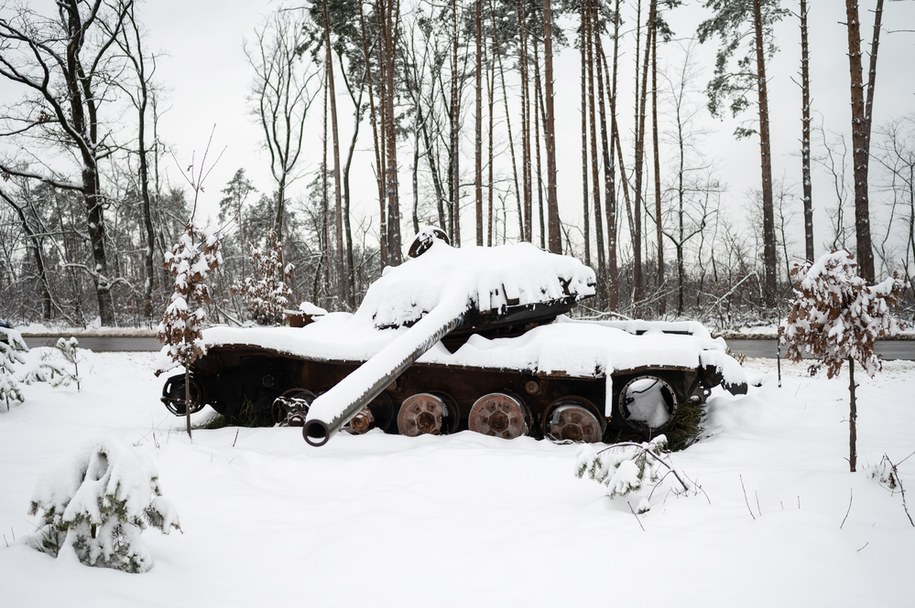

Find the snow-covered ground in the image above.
[{"left": 1, "top": 348, "right": 913, "bottom": 607}]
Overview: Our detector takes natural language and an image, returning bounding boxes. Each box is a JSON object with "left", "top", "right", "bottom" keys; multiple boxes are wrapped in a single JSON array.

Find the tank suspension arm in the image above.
[{"left": 302, "top": 304, "right": 466, "bottom": 447}]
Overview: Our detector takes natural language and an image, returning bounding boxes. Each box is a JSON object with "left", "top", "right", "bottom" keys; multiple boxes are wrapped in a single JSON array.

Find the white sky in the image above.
[{"left": 123, "top": 1, "right": 915, "bottom": 259}]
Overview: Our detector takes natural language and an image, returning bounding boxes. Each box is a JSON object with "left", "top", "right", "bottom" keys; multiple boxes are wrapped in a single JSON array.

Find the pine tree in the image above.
[
  {"left": 27, "top": 439, "right": 181, "bottom": 573},
  {"left": 0, "top": 325, "right": 27, "bottom": 410}
]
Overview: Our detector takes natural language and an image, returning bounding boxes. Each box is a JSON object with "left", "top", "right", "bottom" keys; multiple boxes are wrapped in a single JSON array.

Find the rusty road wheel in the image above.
[
  {"left": 468, "top": 392, "right": 530, "bottom": 439},
  {"left": 546, "top": 400, "right": 603, "bottom": 442},
  {"left": 397, "top": 393, "right": 447, "bottom": 436}
]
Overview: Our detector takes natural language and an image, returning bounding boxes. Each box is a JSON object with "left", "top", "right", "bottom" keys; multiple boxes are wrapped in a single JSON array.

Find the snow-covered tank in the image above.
[{"left": 159, "top": 229, "right": 747, "bottom": 446}]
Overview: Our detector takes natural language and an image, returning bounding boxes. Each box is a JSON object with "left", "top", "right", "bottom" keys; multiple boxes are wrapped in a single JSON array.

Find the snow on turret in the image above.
[{"left": 358, "top": 238, "right": 596, "bottom": 329}]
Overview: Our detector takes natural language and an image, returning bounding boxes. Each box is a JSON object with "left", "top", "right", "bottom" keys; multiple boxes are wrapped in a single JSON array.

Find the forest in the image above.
[{"left": 0, "top": 0, "right": 912, "bottom": 328}]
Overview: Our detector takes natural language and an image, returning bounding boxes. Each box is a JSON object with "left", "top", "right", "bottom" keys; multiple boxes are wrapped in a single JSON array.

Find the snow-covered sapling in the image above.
[
  {"left": 780, "top": 250, "right": 905, "bottom": 472},
  {"left": 55, "top": 337, "right": 81, "bottom": 391},
  {"left": 0, "top": 325, "right": 27, "bottom": 410},
  {"left": 20, "top": 337, "right": 81, "bottom": 390},
  {"left": 232, "top": 230, "right": 294, "bottom": 325},
  {"left": 27, "top": 438, "right": 181, "bottom": 573},
  {"left": 576, "top": 436, "right": 691, "bottom": 513},
  {"left": 157, "top": 224, "right": 222, "bottom": 438}
]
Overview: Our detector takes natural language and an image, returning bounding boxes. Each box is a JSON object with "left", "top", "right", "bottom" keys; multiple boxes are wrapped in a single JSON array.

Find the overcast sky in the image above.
[{"left": 137, "top": 1, "right": 915, "bottom": 257}]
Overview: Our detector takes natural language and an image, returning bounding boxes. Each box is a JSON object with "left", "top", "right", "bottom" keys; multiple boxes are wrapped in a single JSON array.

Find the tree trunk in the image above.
[
  {"left": 474, "top": 0, "right": 484, "bottom": 246},
  {"left": 585, "top": 0, "right": 606, "bottom": 295},
  {"left": 848, "top": 355, "right": 857, "bottom": 472},
  {"left": 651, "top": 17, "right": 664, "bottom": 314},
  {"left": 753, "top": 0, "right": 778, "bottom": 305},
  {"left": 358, "top": 5, "right": 387, "bottom": 267},
  {"left": 518, "top": 0, "right": 532, "bottom": 242},
  {"left": 632, "top": 0, "right": 655, "bottom": 308},
  {"left": 844, "top": 0, "right": 875, "bottom": 282},
  {"left": 383, "top": 0, "right": 402, "bottom": 264},
  {"left": 324, "top": 0, "right": 349, "bottom": 307},
  {"left": 580, "top": 1, "right": 591, "bottom": 266},
  {"left": 533, "top": 28, "right": 546, "bottom": 250},
  {"left": 800, "top": 0, "right": 814, "bottom": 262},
  {"left": 542, "top": 0, "right": 561, "bottom": 253},
  {"left": 450, "top": 0, "right": 461, "bottom": 244}
]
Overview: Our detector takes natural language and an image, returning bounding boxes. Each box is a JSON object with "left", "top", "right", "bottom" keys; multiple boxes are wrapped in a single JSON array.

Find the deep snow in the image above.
[{"left": 1, "top": 347, "right": 913, "bottom": 607}]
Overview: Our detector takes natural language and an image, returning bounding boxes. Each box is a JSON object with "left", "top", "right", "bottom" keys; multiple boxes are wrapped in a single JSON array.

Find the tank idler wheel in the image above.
[
  {"left": 397, "top": 393, "right": 447, "bottom": 437},
  {"left": 272, "top": 388, "right": 316, "bottom": 426},
  {"left": 161, "top": 373, "right": 205, "bottom": 417},
  {"left": 546, "top": 401, "right": 603, "bottom": 443},
  {"left": 468, "top": 392, "right": 530, "bottom": 439}
]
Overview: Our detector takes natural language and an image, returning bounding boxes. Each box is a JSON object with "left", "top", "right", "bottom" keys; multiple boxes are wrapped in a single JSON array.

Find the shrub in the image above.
[{"left": 27, "top": 438, "right": 181, "bottom": 573}]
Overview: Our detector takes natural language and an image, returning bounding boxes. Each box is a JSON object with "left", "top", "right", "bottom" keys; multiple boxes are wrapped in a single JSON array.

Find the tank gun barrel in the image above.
[{"left": 302, "top": 304, "right": 465, "bottom": 446}]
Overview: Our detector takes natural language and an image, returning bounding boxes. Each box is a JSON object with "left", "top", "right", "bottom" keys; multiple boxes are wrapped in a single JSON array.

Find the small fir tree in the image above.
[
  {"left": 576, "top": 436, "right": 691, "bottom": 513},
  {"left": 21, "top": 337, "right": 81, "bottom": 390},
  {"left": 157, "top": 224, "right": 222, "bottom": 438},
  {"left": 232, "top": 230, "right": 294, "bottom": 325},
  {"left": 0, "top": 325, "right": 27, "bottom": 410},
  {"left": 27, "top": 438, "right": 180, "bottom": 573},
  {"left": 780, "top": 250, "right": 905, "bottom": 472}
]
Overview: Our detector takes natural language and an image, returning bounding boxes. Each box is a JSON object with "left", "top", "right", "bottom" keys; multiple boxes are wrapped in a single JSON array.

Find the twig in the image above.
[
  {"left": 755, "top": 490, "right": 762, "bottom": 518},
  {"left": 840, "top": 488, "right": 853, "bottom": 529},
  {"left": 627, "top": 501, "right": 646, "bottom": 532},
  {"left": 232, "top": 429, "right": 239, "bottom": 448},
  {"left": 740, "top": 475, "right": 756, "bottom": 520},
  {"left": 856, "top": 541, "right": 869, "bottom": 552}
]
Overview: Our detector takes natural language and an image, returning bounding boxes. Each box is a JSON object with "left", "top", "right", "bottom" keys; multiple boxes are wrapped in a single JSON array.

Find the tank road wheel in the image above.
[
  {"left": 619, "top": 375, "right": 679, "bottom": 431},
  {"left": 272, "top": 389, "right": 316, "bottom": 426},
  {"left": 397, "top": 393, "right": 448, "bottom": 437},
  {"left": 545, "top": 399, "right": 603, "bottom": 443},
  {"left": 345, "top": 407, "right": 376, "bottom": 435},
  {"left": 468, "top": 392, "right": 530, "bottom": 440}
]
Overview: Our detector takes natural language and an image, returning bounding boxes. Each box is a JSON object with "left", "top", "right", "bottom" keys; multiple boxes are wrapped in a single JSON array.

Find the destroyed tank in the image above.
[{"left": 159, "top": 228, "right": 747, "bottom": 446}]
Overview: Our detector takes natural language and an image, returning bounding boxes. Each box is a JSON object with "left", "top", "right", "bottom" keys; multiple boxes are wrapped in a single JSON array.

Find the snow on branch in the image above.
[
  {"left": 26, "top": 438, "right": 181, "bottom": 573},
  {"left": 0, "top": 325, "right": 27, "bottom": 410},
  {"left": 780, "top": 250, "right": 906, "bottom": 378},
  {"left": 232, "top": 230, "right": 293, "bottom": 326},
  {"left": 157, "top": 224, "right": 223, "bottom": 367}
]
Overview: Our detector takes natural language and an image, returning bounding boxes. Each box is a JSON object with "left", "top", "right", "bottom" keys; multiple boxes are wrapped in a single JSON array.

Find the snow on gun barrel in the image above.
[
  {"left": 168, "top": 229, "right": 747, "bottom": 445},
  {"left": 301, "top": 229, "right": 598, "bottom": 446}
]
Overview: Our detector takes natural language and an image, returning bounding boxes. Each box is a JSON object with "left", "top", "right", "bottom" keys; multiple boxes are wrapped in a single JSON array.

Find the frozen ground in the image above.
[{"left": 1, "top": 348, "right": 913, "bottom": 607}]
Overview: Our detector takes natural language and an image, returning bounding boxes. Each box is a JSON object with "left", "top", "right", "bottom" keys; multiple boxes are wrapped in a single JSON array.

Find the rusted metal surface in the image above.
[
  {"left": 468, "top": 392, "right": 530, "bottom": 439},
  {"left": 397, "top": 393, "right": 447, "bottom": 436}
]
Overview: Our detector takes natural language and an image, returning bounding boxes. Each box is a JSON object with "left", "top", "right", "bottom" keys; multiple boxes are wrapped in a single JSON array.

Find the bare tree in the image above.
[
  {"left": 0, "top": 0, "right": 136, "bottom": 325},
  {"left": 246, "top": 8, "right": 320, "bottom": 239}
]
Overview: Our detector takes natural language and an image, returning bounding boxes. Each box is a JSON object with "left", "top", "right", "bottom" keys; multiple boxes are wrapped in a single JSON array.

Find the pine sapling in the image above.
[
  {"left": 780, "top": 250, "right": 906, "bottom": 472},
  {"left": 27, "top": 438, "right": 181, "bottom": 573},
  {"left": 157, "top": 224, "right": 222, "bottom": 438},
  {"left": 0, "top": 325, "right": 27, "bottom": 410},
  {"left": 576, "top": 436, "right": 692, "bottom": 513}
]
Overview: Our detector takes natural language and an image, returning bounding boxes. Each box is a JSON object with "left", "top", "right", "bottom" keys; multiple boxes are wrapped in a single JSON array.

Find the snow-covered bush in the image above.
[
  {"left": 158, "top": 224, "right": 222, "bottom": 437},
  {"left": 232, "top": 230, "right": 294, "bottom": 325},
  {"left": 576, "top": 436, "right": 690, "bottom": 513},
  {"left": 20, "top": 337, "right": 81, "bottom": 390},
  {"left": 55, "top": 337, "right": 81, "bottom": 391},
  {"left": 27, "top": 438, "right": 181, "bottom": 573},
  {"left": 0, "top": 325, "right": 27, "bottom": 410},
  {"left": 780, "top": 250, "right": 906, "bottom": 471}
]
